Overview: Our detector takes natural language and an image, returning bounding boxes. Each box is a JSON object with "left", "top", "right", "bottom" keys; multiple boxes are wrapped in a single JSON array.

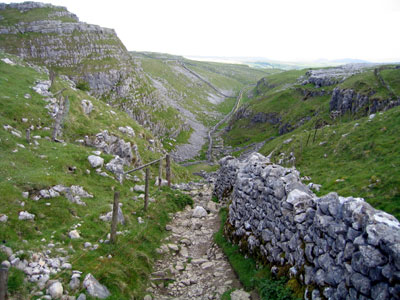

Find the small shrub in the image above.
[
  {"left": 257, "top": 277, "right": 299, "bottom": 300},
  {"left": 76, "top": 81, "right": 90, "bottom": 91},
  {"left": 212, "top": 195, "right": 219, "bottom": 203},
  {"left": 162, "top": 187, "right": 193, "bottom": 210}
]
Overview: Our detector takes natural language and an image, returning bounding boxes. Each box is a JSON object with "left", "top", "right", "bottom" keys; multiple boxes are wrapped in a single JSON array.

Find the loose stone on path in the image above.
[{"left": 148, "top": 183, "right": 243, "bottom": 300}]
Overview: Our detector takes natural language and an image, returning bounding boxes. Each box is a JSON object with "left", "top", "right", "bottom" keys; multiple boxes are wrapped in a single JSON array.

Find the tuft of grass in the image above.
[{"left": 7, "top": 268, "right": 25, "bottom": 294}]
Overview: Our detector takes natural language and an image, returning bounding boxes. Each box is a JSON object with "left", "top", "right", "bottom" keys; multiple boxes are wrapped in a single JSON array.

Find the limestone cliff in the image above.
[{"left": 0, "top": 2, "right": 149, "bottom": 101}]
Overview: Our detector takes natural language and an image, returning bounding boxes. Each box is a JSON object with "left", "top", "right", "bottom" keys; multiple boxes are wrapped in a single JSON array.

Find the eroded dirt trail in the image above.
[{"left": 146, "top": 183, "right": 245, "bottom": 300}]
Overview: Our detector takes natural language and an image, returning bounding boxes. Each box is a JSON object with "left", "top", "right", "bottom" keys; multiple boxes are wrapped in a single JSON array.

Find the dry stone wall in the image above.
[{"left": 214, "top": 153, "right": 400, "bottom": 300}]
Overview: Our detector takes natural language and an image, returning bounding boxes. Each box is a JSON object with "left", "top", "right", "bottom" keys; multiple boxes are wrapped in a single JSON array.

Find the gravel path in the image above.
[{"left": 146, "top": 184, "right": 248, "bottom": 300}]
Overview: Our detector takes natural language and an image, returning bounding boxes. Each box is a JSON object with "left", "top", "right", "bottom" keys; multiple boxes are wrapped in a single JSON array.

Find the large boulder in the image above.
[
  {"left": 83, "top": 273, "right": 110, "bottom": 299},
  {"left": 192, "top": 206, "right": 207, "bottom": 218},
  {"left": 88, "top": 155, "right": 104, "bottom": 168},
  {"left": 48, "top": 281, "right": 63, "bottom": 299}
]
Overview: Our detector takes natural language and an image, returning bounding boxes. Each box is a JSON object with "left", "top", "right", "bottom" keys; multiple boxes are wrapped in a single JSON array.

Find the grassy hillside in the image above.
[
  {"left": 0, "top": 52, "right": 193, "bottom": 299},
  {"left": 131, "top": 51, "right": 274, "bottom": 127},
  {"left": 224, "top": 64, "right": 400, "bottom": 219},
  {"left": 258, "top": 107, "right": 400, "bottom": 219}
]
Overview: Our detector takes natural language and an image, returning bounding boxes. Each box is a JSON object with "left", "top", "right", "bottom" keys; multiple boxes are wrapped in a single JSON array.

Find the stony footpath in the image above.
[{"left": 145, "top": 183, "right": 249, "bottom": 300}]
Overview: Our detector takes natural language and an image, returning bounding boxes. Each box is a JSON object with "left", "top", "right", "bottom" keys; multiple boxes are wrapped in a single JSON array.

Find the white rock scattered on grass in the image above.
[
  {"left": 283, "top": 138, "right": 293, "bottom": 144},
  {"left": 138, "top": 217, "right": 144, "bottom": 224},
  {"left": 1, "top": 58, "right": 15, "bottom": 65},
  {"left": 84, "top": 242, "right": 92, "bottom": 248},
  {"left": 48, "top": 281, "right": 63, "bottom": 299},
  {"left": 83, "top": 273, "right": 111, "bottom": 299},
  {"left": 88, "top": 155, "right": 104, "bottom": 168},
  {"left": 77, "top": 294, "right": 86, "bottom": 300},
  {"left": 32, "top": 80, "right": 51, "bottom": 96},
  {"left": 153, "top": 176, "right": 168, "bottom": 187},
  {"left": 369, "top": 113, "right": 376, "bottom": 120},
  {"left": 81, "top": 99, "right": 94, "bottom": 115},
  {"left": 24, "top": 93, "right": 31, "bottom": 99},
  {"left": 0, "top": 214, "right": 8, "bottom": 223},
  {"left": 69, "top": 276, "right": 80, "bottom": 290},
  {"left": 192, "top": 206, "right": 207, "bottom": 218},
  {"left": 22, "top": 192, "right": 29, "bottom": 199},
  {"left": 1, "top": 260, "right": 11, "bottom": 268},
  {"left": 19, "top": 211, "right": 35, "bottom": 220},
  {"left": 92, "top": 150, "right": 101, "bottom": 156},
  {"left": 118, "top": 126, "right": 135, "bottom": 137},
  {"left": 11, "top": 130, "right": 21, "bottom": 138},
  {"left": 0, "top": 245, "right": 12, "bottom": 257},
  {"left": 21, "top": 118, "right": 28, "bottom": 123},
  {"left": 134, "top": 185, "right": 145, "bottom": 193},
  {"left": 68, "top": 230, "right": 80, "bottom": 239}
]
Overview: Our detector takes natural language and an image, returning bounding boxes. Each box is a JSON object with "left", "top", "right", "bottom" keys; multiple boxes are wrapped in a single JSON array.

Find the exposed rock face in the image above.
[
  {"left": 0, "top": 2, "right": 146, "bottom": 100},
  {"left": 214, "top": 153, "right": 400, "bottom": 300},
  {"left": 301, "top": 64, "right": 369, "bottom": 87},
  {"left": 85, "top": 130, "right": 134, "bottom": 165},
  {"left": 330, "top": 87, "right": 400, "bottom": 117}
]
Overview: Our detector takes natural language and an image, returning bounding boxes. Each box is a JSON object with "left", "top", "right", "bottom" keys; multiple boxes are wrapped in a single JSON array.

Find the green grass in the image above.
[
  {"left": 0, "top": 7, "right": 78, "bottom": 25},
  {"left": 0, "top": 52, "right": 195, "bottom": 299},
  {"left": 259, "top": 107, "right": 400, "bottom": 219},
  {"left": 339, "top": 68, "right": 390, "bottom": 100},
  {"left": 214, "top": 209, "right": 300, "bottom": 300},
  {"left": 380, "top": 68, "right": 400, "bottom": 96}
]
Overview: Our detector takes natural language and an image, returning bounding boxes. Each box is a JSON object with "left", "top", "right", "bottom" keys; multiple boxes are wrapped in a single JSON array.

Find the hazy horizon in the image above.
[{"left": 4, "top": 0, "right": 400, "bottom": 63}]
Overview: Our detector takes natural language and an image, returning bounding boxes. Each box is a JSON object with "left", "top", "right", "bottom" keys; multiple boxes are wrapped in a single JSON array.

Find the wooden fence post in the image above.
[
  {"left": 26, "top": 128, "right": 30, "bottom": 144},
  {"left": 144, "top": 168, "right": 150, "bottom": 211},
  {"left": 312, "top": 127, "right": 318, "bottom": 144},
  {"left": 166, "top": 154, "right": 171, "bottom": 187},
  {"left": 0, "top": 267, "right": 8, "bottom": 300},
  {"left": 110, "top": 191, "right": 120, "bottom": 244},
  {"left": 158, "top": 159, "right": 163, "bottom": 187}
]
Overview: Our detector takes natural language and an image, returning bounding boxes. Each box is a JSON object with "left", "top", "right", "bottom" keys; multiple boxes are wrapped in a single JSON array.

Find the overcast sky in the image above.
[{"left": 5, "top": 0, "right": 400, "bottom": 62}]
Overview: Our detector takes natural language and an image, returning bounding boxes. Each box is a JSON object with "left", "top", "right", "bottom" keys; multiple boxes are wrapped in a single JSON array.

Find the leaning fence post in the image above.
[
  {"left": 166, "top": 154, "right": 171, "bottom": 187},
  {"left": 110, "top": 191, "right": 120, "bottom": 244},
  {"left": 144, "top": 168, "right": 150, "bottom": 211},
  {"left": 0, "top": 267, "right": 8, "bottom": 300},
  {"left": 158, "top": 159, "right": 163, "bottom": 187}
]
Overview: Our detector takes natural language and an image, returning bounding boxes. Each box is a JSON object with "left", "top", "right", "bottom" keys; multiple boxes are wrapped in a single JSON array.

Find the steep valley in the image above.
[{"left": 0, "top": 2, "right": 400, "bottom": 300}]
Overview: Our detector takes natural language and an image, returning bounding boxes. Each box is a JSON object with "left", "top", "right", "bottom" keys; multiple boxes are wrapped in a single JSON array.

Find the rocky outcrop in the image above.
[
  {"left": 84, "top": 130, "right": 135, "bottom": 165},
  {"left": 301, "top": 65, "right": 370, "bottom": 88},
  {"left": 329, "top": 87, "right": 400, "bottom": 117},
  {"left": 214, "top": 153, "right": 400, "bottom": 300},
  {"left": 0, "top": 2, "right": 146, "bottom": 100}
]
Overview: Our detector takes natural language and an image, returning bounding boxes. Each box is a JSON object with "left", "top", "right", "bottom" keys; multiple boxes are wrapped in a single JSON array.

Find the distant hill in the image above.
[{"left": 222, "top": 63, "right": 400, "bottom": 219}]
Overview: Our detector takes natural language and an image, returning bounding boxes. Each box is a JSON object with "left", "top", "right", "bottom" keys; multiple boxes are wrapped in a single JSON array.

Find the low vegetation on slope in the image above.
[
  {"left": 131, "top": 51, "right": 273, "bottom": 127},
  {"left": 259, "top": 107, "right": 400, "bottom": 219},
  {"left": 0, "top": 53, "right": 193, "bottom": 299},
  {"left": 224, "top": 64, "right": 400, "bottom": 219}
]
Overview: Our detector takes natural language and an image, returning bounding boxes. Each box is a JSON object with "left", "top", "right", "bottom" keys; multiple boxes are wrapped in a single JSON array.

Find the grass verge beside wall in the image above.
[{"left": 214, "top": 208, "right": 301, "bottom": 300}]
